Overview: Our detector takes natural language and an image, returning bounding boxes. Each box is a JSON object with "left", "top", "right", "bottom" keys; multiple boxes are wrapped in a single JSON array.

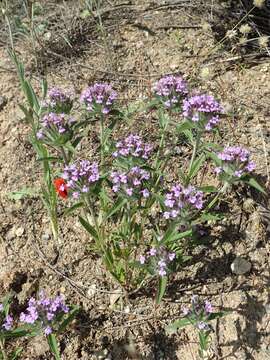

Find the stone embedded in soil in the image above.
[
  {"left": 231, "top": 257, "right": 251, "bottom": 275},
  {"left": 15, "top": 227, "right": 25, "bottom": 237},
  {"left": 41, "top": 232, "right": 51, "bottom": 241}
]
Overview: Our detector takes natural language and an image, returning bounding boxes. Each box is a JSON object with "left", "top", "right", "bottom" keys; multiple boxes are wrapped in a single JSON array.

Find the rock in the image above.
[
  {"left": 87, "top": 284, "right": 96, "bottom": 297},
  {"left": 6, "top": 227, "right": 16, "bottom": 241},
  {"left": 41, "top": 232, "right": 51, "bottom": 241},
  {"left": 15, "top": 227, "right": 24, "bottom": 237},
  {"left": 231, "top": 257, "right": 251, "bottom": 275},
  {"left": 109, "top": 288, "right": 122, "bottom": 308}
]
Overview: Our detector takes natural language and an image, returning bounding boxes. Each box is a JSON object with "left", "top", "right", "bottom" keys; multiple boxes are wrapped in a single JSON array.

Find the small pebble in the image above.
[
  {"left": 15, "top": 227, "right": 25, "bottom": 237},
  {"left": 231, "top": 257, "right": 251, "bottom": 275},
  {"left": 41, "top": 232, "right": 51, "bottom": 241}
]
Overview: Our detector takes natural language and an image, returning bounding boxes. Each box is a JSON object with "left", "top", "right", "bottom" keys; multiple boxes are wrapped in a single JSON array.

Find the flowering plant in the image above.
[
  {"left": 12, "top": 51, "right": 265, "bottom": 303},
  {"left": 166, "top": 295, "right": 226, "bottom": 359},
  {"left": 0, "top": 292, "right": 78, "bottom": 360}
]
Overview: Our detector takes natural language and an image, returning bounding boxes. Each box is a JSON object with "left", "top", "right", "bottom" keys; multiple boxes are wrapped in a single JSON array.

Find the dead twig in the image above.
[{"left": 156, "top": 24, "right": 202, "bottom": 30}]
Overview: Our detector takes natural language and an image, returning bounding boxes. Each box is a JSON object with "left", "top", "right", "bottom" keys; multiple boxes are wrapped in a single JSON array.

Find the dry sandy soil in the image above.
[{"left": 0, "top": 1, "right": 270, "bottom": 359}]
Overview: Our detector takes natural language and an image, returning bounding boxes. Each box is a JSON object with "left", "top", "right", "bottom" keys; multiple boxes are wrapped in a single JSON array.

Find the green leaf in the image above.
[
  {"left": 7, "top": 187, "right": 38, "bottom": 200},
  {"left": 156, "top": 276, "right": 167, "bottom": 304},
  {"left": 175, "top": 121, "right": 195, "bottom": 133},
  {"left": 58, "top": 306, "right": 79, "bottom": 333},
  {"left": 165, "top": 318, "right": 191, "bottom": 334},
  {"left": 41, "top": 79, "right": 48, "bottom": 100},
  {"left": 196, "top": 212, "right": 225, "bottom": 223},
  {"left": 2, "top": 326, "right": 38, "bottom": 339},
  {"left": 47, "top": 333, "right": 61, "bottom": 360},
  {"left": 208, "top": 311, "right": 226, "bottom": 320},
  {"left": 79, "top": 216, "right": 99, "bottom": 241},
  {"left": 205, "top": 151, "right": 222, "bottom": 165},
  {"left": 161, "top": 226, "right": 192, "bottom": 244},
  {"left": 37, "top": 156, "right": 60, "bottom": 162},
  {"left": 10, "top": 347, "right": 23, "bottom": 360},
  {"left": 80, "top": 9, "right": 91, "bottom": 18},
  {"left": 188, "top": 154, "right": 206, "bottom": 180},
  {"left": 64, "top": 202, "right": 84, "bottom": 216},
  {"left": 242, "top": 176, "right": 266, "bottom": 194},
  {"left": 198, "top": 186, "right": 217, "bottom": 193},
  {"left": 199, "top": 331, "right": 208, "bottom": 351},
  {"left": 18, "top": 104, "right": 33, "bottom": 123},
  {"left": 106, "top": 198, "right": 127, "bottom": 220},
  {"left": 183, "top": 129, "right": 194, "bottom": 143},
  {"left": 22, "top": 80, "right": 40, "bottom": 112}
]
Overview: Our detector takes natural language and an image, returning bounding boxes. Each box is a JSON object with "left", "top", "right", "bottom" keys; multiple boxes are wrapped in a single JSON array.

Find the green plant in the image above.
[{"left": 166, "top": 295, "right": 226, "bottom": 359}]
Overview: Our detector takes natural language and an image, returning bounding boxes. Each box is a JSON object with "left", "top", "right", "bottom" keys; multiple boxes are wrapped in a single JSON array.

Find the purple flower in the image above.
[
  {"left": 113, "top": 134, "right": 153, "bottom": 160},
  {"left": 163, "top": 184, "right": 203, "bottom": 219},
  {"left": 183, "top": 94, "right": 223, "bottom": 131},
  {"left": 141, "top": 189, "right": 150, "bottom": 198},
  {"left": 80, "top": 83, "right": 117, "bottom": 114},
  {"left": 38, "top": 112, "right": 74, "bottom": 139},
  {"left": 216, "top": 146, "right": 255, "bottom": 178},
  {"left": 139, "top": 246, "right": 176, "bottom": 277},
  {"left": 153, "top": 75, "right": 188, "bottom": 108},
  {"left": 204, "top": 300, "right": 213, "bottom": 314},
  {"left": 149, "top": 248, "right": 157, "bottom": 256},
  {"left": 2, "top": 315, "right": 13, "bottom": 330},
  {"left": 20, "top": 291, "right": 69, "bottom": 335},
  {"left": 44, "top": 326, "right": 52, "bottom": 335},
  {"left": 159, "top": 268, "right": 167, "bottom": 276},
  {"left": 43, "top": 87, "right": 74, "bottom": 113},
  {"left": 110, "top": 167, "right": 150, "bottom": 199},
  {"left": 139, "top": 255, "right": 146, "bottom": 264},
  {"left": 63, "top": 160, "right": 99, "bottom": 199},
  {"left": 182, "top": 306, "right": 190, "bottom": 316},
  {"left": 197, "top": 321, "right": 208, "bottom": 330}
]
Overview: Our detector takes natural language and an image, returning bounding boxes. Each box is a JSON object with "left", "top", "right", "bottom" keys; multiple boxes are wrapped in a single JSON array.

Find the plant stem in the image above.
[
  {"left": 3, "top": 5, "right": 14, "bottom": 51},
  {"left": 100, "top": 115, "right": 105, "bottom": 166},
  {"left": 85, "top": 196, "right": 99, "bottom": 232},
  {"left": 60, "top": 146, "right": 69, "bottom": 165},
  {"left": 205, "top": 182, "right": 230, "bottom": 211},
  {"left": 0, "top": 338, "right": 7, "bottom": 360},
  {"left": 186, "top": 132, "right": 201, "bottom": 186},
  {"left": 50, "top": 213, "right": 59, "bottom": 241}
]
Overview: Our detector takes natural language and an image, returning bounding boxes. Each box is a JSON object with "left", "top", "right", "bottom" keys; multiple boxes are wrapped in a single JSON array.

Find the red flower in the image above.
[{"left": 54, "top": 178, "right": 68, "bottom": 199}]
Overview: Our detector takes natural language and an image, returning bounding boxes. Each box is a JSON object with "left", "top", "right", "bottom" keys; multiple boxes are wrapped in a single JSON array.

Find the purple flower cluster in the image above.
[
  {"left": 20, "top": 292, "right": 68, "bottom": 335},
  {"left": 163, "top": 184, "right": 203, "bottom": 219},
  {"left": 153, "top": 75, "right": 188, "bottom": 108},
  {"left": 182, "top": 295, "right": 213, "bottom": 331},
  {"left": 37, "top": 112, "right": 75, "bottom": 139},
  {"left": 80, "top": 83, "right": 117, "bottom": 114},
  {"left": 44, "top": 87, "right": 74, "bottom": 112},
  {"left": 62, "top": 160, "right": 100, "bottom": 199},
  {"left": 113, "top": 134, "right": 153, "bottom": 159},
  {"left": 110, "top": 166, "right": 150, "bottom": 198},
  {"left": 139, "top": 246, "right": 176, "bottom": 276},
  {"left": 2, "top": 315, "right": 13, "bottom": 330},
  {"left": 183, "top": 94, "right": 223, "bottom": 131},
  {"left": 0, "top": 303, "right": 13, "bottom": 331},
  {"left": 216, "top": 146, "right": 255, "bottom": 178}
]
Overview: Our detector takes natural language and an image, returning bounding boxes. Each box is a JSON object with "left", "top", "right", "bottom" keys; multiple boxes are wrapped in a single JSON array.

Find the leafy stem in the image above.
[
  {"left": 60, "top": 146, "right": 69, "bottom": 165},
  {"left": 186, "top": 131, "right": 201, "bottom": 185}
]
